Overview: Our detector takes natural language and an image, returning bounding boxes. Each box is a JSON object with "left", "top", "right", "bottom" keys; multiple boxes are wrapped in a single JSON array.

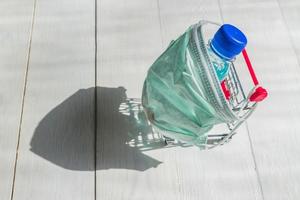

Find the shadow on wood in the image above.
[{"left": 30, "top": 87, "right": 163, "bottom": 171}]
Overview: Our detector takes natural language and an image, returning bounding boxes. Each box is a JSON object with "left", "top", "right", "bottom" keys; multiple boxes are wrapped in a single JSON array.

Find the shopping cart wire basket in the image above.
[{"left": 142, "top": 20, "right": 268, "bottom": 149}]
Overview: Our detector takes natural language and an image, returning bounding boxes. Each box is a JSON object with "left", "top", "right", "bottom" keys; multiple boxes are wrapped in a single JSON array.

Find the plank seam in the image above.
[
  {"left": 217, "top": 0, "right": 224, "bottom": 23},
  {"left": 156, "top": 0, "right": 164, "bottom": 48},
  {"left": 94, "top": 0, "right": 98, "bottom": 200},
  {"left": 10, "top": 0, "right": 38, "bottom": 199},
  {"left": 245, "top": 122, "right": 265, "bottom": 200},
  {"left": 276, "top": 0, "right": 300, "bottom": 71},
  {"left": 218, "top": 1, "right": 265, "bottom": 199}
]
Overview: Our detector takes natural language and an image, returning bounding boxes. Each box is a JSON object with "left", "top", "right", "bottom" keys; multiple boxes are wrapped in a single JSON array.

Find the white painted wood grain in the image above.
[
  {"left": 97, "top": 0, "right": 262, "bottom": 199},
  {"left": 277, "top": 0, "right": 300, "bottom": 63},
  {"left": 0, "top": 1, "right": 34, "bottom": 199},
  {"left": 158, "top": 0, "right": 263, "bottom": 199},
  {"left": 11, "top": 0, "right": 96, "bottom": 199},
  {"left": 220, "top": 0, "right": 300, "bottom": 199},
  {"left": 96, "top": 0, "right": 169, "bottom": 199}
]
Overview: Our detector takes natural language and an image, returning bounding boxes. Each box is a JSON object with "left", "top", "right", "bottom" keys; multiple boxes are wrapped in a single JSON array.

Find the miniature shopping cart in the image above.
[{"left": 142, "top": 21, "right": 268, "bottom": 149}]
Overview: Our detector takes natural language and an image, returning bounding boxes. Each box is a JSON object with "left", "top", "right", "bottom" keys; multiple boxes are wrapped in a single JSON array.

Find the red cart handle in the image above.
[{"left": 242, "top": 49, "right": 268, "bottom": 102}]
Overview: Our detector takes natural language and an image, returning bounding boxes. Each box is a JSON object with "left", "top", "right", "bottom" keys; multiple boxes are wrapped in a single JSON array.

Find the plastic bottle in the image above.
[{"left": 207, "top": 24, "right": 247, "bottom": 81}]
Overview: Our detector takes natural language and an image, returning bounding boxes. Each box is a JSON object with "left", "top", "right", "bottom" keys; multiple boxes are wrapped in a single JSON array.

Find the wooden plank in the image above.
[
  {"left": 0, "top": 0, "right": 34, "bottom": 199},
  {"left": 158, "top": 0, "right": 263, "bottom": 199},
  {"left": 277, "top": 0, "right": 300, "bottom": 62},
  {"left": 12, "top": 0, "right": 96, "bottom": 199},
  {"left": 220, "top": 1, "right": 300, "bottom": 199},
  {"left": 96, "top": 1, "right": 168, "bottom": 199},
  {"left": 97, "top": 0, "right": 262, "bottom": 199}
]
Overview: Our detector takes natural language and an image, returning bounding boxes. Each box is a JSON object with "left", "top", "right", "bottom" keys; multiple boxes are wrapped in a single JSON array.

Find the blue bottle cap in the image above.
[{"left": 210, "top": 24, "right": 247, "bottom": 60}]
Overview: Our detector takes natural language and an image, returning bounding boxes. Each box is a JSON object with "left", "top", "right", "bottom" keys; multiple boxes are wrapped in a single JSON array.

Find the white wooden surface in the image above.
[
  {"left": 96, "top": 0, "right": 170, "bottom": 199},
  {"left": 0, "top": 1, "right": 34, "bottom": 199},
  {"left": 154, "top": 0, "right": 262, "bottom": 200},
  {"left": 278, "top": 0, "right": 300, "bottom": 62},
  {"left": 220, "top": 0, "right": 300, "bottom": 199},
  {"left": 11, "top": 0, "right": 95, "bottom": 199},
  {"left": 96, "top": 0, "right": 262, "bottom": 200},
  {"left": 2, "top": 0, "right": 300, "bottom": 199}
]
